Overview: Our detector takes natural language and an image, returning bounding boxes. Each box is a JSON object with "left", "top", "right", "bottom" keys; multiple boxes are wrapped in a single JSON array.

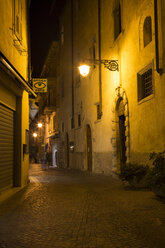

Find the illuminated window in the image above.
[
  {"left": 137, "top": 64, "right": 153, "bottom": 101},
  {"left": 143, "top": 16, "right": 152, "bottom": 47},
  {"left": 114, "top": 1, "right": 121, "bottom": 40}
]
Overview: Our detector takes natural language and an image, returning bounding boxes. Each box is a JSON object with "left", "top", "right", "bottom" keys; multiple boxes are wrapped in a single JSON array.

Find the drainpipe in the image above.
[
  {"left": 71, "top": 0, "right": 75, "bottom": 127},
  {"left": 98, "top": 0, "right": 102, "bottom": 117},
  {"left": 27, "top": 0, "right": 32, "bottom": 84},
  {"left": 154, "top": 0, "right": 163, "bottom": 75}
]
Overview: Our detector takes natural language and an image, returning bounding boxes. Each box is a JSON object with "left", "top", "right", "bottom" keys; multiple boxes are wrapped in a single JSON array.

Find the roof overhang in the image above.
[{"left": 0, "top": 52, "right": 37, "bottom": 97}]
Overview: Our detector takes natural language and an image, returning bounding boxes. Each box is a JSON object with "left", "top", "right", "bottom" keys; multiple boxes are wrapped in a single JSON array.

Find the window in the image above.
[
  {"left": 60, "top": 25, "right": 64, "bottom": 46},
  {"left": 48, "top": 116, "right": 51, "bottom": 132},
  {"left": 114, "top": 1, "right": 121, "bottom": 40},
  {"left": 61, "top": 78, "right": 64, "bottom": 97},
  {"left": 14, "top": 0, "right": 23, "bottom": 41},
  {"left": 71, "top": 117, "right": 74, "bottom": 129},
  {"left": 143, "top": 16, "right": 152, "bottom": 47},
  {"left": 137, "top": 64, "right": 153, "bottom": 102},
  {"left": 49, "top": 89, "right": 55, "bottom": 106},
  {"left": 78, "top": 114, "right": 81, "bottom": 127},
  {"left": 96, "top": 103, "right": 101, "bottom": 120},
  {"left": 62, "top": 122, "right": 64, "bottom": 132},
  {"left": 53, "top": 115, "right": 56, "bottom": 131}
]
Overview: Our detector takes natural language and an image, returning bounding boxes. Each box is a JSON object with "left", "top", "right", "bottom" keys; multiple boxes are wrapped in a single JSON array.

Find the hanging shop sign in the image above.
[{"left": 32, "top": 78, "right": 47, "bottom": 93}]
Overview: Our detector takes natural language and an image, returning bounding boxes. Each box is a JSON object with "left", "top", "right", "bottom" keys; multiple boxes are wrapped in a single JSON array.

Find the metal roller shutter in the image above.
[{"left": 0, "top": 104, "right": 14, "bottom": 191}]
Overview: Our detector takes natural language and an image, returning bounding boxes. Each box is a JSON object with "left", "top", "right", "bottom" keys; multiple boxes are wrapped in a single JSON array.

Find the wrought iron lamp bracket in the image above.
[{"left": 97, "top": 59, "right": 119, "bottom": 71}]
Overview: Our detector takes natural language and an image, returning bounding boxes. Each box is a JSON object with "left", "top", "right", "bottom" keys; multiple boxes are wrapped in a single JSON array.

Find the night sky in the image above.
[{"left": 30, "top": 0, "right": 65, "bottom": 77}]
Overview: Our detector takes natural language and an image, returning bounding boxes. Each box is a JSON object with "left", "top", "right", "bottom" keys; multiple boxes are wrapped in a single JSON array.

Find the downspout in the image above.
[
  {"left": 71, "top": 0, "right": 75, "bottom": 127},
  {"left": 27, "top": 0, "right": 32, "bottom": 85},
  {"left": 98, "top": 0, "right": 102, "bottom": 117},
  {"left": 154, "top": 0, "right": 163, "bottom": 74}
]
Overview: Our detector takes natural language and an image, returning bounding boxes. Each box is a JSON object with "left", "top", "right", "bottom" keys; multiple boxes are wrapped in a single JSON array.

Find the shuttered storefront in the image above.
[{"left": 0, "top": 104, "right": 14, "bottom": 191}]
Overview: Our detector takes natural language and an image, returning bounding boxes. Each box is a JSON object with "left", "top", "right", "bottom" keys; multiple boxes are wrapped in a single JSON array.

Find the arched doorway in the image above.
[
  {"left": 85, "top": 124, "right": 92, "bottom": 171},
  {"left": 117, "top": 99, "right": 127, "bottom": 165},
  {"left": 112, "top": 86, "right": 130, "bottom": 172}
]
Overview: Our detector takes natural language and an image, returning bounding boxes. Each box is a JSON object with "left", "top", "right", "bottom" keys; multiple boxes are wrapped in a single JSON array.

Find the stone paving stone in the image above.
[{"left": 0, "top": 164, "right": 165, "bottom": 247}]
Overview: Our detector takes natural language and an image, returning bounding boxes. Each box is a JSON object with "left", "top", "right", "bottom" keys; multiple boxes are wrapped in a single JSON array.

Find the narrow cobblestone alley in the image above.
[{"left": 0, "top": 164, "right": 165, "bottom": 248}]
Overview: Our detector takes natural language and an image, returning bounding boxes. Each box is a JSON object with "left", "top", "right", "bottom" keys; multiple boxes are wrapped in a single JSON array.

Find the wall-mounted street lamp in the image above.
[
  {"left": 38, "top": 123, "right": 42, "bottom": 128},
  {"left": 33, "top": 132, "right": 37, "bottom": 138},
  {"left": 79, "top": 59, "right": 119, "bottom": 77},
  {"left": 78, "top": 65, "right": 90, "bottom": 77}
]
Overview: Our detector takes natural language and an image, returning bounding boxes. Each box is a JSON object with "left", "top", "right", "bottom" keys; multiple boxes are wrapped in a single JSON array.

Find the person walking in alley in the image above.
[{"left": 46, "top": 149, "right": 52, "bottom": 169}]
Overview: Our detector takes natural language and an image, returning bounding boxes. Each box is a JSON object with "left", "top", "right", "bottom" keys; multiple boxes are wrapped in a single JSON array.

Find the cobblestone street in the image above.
[{"left": 0, "top": 164, "right": 165, "bottom": 248}]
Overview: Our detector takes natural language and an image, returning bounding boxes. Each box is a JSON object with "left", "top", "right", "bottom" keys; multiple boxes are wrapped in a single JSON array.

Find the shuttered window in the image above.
[
  {"left": 0, "top": 104, "right": 14, "bottom": 191},
  {"left": 14, "top": 0, "right": 23, "bottom": 41}
]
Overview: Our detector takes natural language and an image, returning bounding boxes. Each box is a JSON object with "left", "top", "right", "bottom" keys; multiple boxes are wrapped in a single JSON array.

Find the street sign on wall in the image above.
[{"left": 32, "top": 78, "right": 47, "bottom": 93}]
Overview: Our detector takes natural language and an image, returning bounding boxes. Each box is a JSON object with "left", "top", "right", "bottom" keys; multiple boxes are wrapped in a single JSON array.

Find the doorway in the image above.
[
  {"left": 66, "top": 132, "right": 69, "bottom": 168},
  {"left": 116, "top": 99, "right": 127, "bottom": 165},
  {"left": 86, "top": 124, "right": 92, "bottom": 171},
  {"left": 52, "top": 143, "right": 57, "bottom": 167},
  {"left": 119, "top": 114, "right": 126, "bottom": 164}
]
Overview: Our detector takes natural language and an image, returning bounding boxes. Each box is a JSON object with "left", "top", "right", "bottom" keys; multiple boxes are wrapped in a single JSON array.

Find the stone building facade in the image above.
[{"left": 57, "top": 0, "right": 165, "bottom": 175}]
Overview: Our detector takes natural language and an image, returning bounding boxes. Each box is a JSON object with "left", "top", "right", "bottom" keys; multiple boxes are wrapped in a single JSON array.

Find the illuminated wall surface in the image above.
[
  {"left": 0, "top": 0, "right": 30, "bottom": 192},
  {"left": 57, "top": 0, "right": 165, "bottom": 174}
]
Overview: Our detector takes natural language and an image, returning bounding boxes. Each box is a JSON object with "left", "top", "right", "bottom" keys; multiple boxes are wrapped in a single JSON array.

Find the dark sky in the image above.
[{"left": 30, "top": 0, "right": 65, "bottom": 77}]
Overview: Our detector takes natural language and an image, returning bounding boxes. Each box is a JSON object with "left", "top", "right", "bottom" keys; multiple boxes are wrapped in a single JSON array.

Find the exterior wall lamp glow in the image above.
[
  {"left": 78, "top": 65, "right": 90, "bottom": 77},
  {"left": 33, "top": 132, "right": 37, "bottom": 137},
  {"left": 79, "top": 60, "right": 119, "bottom": 77},
  {"left": 38, "top": 123, "right": 42, "bottom": 128}
]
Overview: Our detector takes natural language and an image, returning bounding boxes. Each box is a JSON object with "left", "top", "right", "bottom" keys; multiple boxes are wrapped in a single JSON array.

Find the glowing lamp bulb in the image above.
[
  {"left": 78, "top": 65, "right": 90, "bottom": 77},
  {"left": 33, "top": 133, "right": 37, "bottom": 138},
  {"left": 38, "top": 123, "right": 42, "bottom": 128}
]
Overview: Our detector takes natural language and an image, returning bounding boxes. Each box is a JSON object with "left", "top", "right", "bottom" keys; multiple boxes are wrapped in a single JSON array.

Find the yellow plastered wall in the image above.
[
  {"left": 0, "top": 0, "right": 28, "bottom": 80},
  {"left": 0, "top": 83, "right": 16, "bottom": 110},
  {"left": 21, "top": 90, "right": 29, "bottom": 186}
]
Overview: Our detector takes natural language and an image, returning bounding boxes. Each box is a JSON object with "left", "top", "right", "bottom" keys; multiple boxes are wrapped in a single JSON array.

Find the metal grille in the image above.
[{"left": 142, "top": 68, "right": 153, "bottom": 97}]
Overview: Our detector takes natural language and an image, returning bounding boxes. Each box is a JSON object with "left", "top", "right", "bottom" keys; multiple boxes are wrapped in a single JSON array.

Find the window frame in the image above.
[
  {"left": 137, "top": 62, "right": 154, "bottom": 104},
  {"left": 96, "top": 103, "right": 101, "bottom": 121},
  {"left": 143, "top": 16, "right": 152, "bottom": 48},
  {"left": 14, "top": 0, "right": 23, "bottom": 42},
  {"left": 77, "top": 113, "right": 81, "bottom": 127},
  {"left": 113, "top": 1, "right": 122, "bottom": 40}
]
